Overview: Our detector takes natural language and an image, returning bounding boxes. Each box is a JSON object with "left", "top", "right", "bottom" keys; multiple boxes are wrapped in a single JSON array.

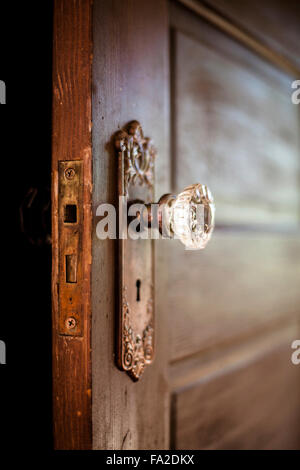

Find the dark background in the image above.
[{"left": 0, "top": 2, "right": 53, "bottom": 452}]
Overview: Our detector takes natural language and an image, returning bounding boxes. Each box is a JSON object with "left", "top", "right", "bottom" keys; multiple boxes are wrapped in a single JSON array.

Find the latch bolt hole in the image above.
[{"left": 64, "top": 204, "right": 77, "bottom": 223}]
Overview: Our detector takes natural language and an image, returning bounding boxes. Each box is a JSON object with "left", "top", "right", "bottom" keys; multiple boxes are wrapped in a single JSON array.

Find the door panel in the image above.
[
  {"left": 169, "top": 3, "right": 300, "bottom": 363},
  {"left": 91, "top": 0, "right": 170, "bottom": 450},
  {"left": 173, "top": 30, "right": 299, "bottom": 226},
  {"left": 171, "top": 324, "right": 300, "bottom": 449},
  {"left": 169, "top": 233, "right": 300, "bottom": 361},
  {"left": 205, "top": 0, "right": 300, "bottom": 70},
  {"left": 168, "top": 0, "right": 300, "bottom": 449}
]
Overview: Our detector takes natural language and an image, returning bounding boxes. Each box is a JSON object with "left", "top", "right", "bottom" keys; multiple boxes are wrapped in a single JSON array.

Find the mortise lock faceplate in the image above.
[{"left": 58, "top": 161, "right": 83, "bottom": 336}]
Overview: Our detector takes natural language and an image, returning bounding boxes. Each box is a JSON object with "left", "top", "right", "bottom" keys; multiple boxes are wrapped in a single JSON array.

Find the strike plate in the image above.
[{"left": 115, "top": 121, "right": 155, "bottom": 381}]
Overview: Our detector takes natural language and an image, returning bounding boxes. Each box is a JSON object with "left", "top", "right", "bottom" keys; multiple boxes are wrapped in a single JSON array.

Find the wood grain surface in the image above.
[
  {"left": 172, "top": 11, "right": 300, "bottom": 227},
  {"left": 168, "top": 1, "right": 300, "bottom": 449},
  {"left": 91, "top": 0, "right": 170, "bottom": 449},
  {"left": 204, "top": 0, "right": 300, "bottom": 71},
  {"left": 51, "top": 0, "right": 300, "bottom": 450},
  {"left": 171, "top": 323, "right": 300, "bottom": 449},
  {"left": 52, "top": 0, "right": 92, "bottom": 450}
]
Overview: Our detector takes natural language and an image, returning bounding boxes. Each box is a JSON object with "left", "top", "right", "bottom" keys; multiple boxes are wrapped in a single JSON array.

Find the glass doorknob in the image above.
[{"left": 157, "top": 183, "right": 215, "bottom": 250}]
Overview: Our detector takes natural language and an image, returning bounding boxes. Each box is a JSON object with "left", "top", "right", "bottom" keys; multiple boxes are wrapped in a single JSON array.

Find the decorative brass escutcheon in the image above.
[
  {"left": 114, "top": 121, "right": 215, "bottom": 381},
  {"left": 115, "top": 121, "right": 155, "bottom": 381}
]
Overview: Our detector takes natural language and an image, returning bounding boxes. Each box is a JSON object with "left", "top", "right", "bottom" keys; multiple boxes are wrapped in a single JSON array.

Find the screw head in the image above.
[
  {"left": 65, "top": 316, "right": 77, "bottom": 330},
  {"left": 64, "top": 167, "right": 76, "bottom": 180}
]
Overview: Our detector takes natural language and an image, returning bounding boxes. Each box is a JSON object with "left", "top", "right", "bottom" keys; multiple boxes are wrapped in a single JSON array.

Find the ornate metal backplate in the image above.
[{"left": 114, "top": 121, "right": 155, "bottom": 381}]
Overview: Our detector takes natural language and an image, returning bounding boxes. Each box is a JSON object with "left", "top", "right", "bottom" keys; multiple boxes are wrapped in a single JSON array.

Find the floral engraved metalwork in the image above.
[
  {"left": 115, "top": 121, "right": 155, "bottom": 382},
  {"left": 114, "top": 120, "right": 156, "bottom": 196},
  {"left": 122, "top": 288, "right": 154, "bottom": 381}
]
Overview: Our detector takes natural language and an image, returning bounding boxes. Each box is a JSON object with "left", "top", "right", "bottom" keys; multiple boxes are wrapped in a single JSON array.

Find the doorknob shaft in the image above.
[{"left": 131, "top": 183, "right": 215, "bottom": 250}]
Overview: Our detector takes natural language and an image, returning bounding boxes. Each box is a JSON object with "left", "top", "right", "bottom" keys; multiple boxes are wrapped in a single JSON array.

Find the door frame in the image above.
[{"left": 52, "top": 0, "right": 93, "bottom": 450}]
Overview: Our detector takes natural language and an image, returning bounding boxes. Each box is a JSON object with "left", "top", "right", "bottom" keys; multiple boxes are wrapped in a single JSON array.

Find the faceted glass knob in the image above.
[{"left": 159, "top": 183, "right": 215, "bottom": 250}]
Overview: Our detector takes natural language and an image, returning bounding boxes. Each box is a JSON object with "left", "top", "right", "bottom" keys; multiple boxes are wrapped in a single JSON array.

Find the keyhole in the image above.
[{"left": 136, "top": 279, "right": 141, "bottom": 301}]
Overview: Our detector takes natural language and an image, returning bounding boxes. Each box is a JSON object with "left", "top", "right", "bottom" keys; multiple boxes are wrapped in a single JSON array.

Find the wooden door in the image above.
[
  {"left": 52, "top": 0, "right": 300, "bottom": 449},
  {"left": 167, "top": 0, "right": 300, "bottom": 450}
]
